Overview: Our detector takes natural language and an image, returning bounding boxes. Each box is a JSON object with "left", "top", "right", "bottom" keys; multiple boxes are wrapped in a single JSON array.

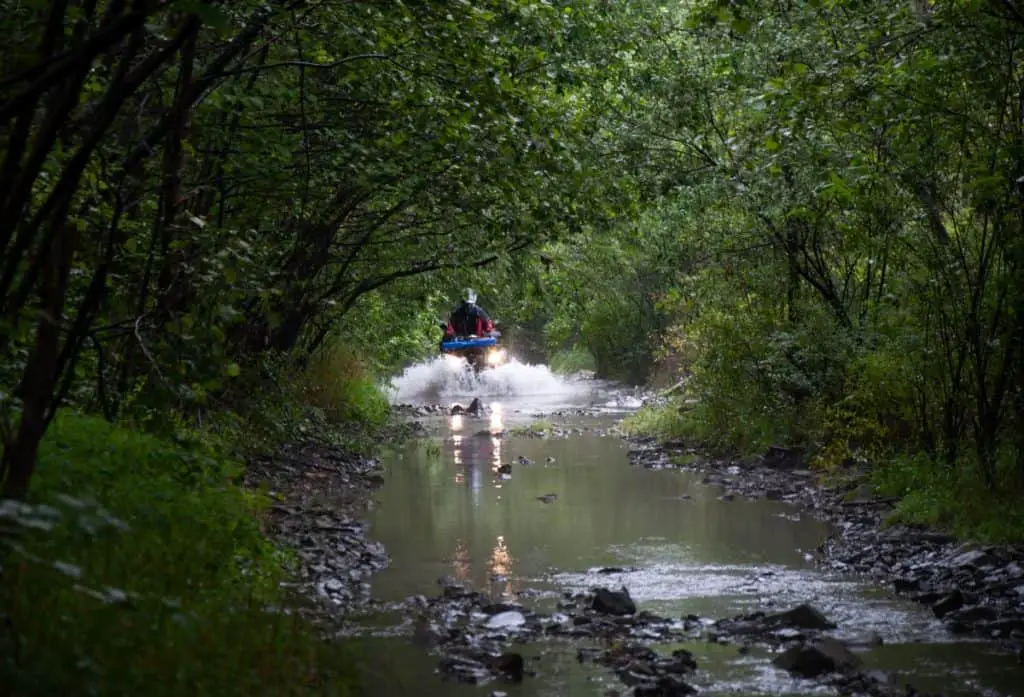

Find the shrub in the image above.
[
  {"left": 299, "top": 345, "right": 390, "bottom": 428},
  {"left": 872, "top": 449, "right": 1024, "bottom": 542},
  {"left": 0, "top": 414, "right": 358, "bottom": 697}
]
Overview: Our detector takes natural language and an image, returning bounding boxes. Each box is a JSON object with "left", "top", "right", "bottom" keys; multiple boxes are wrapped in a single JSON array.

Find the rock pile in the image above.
[{"left": 245, "top": 443, "right": 391, "bottom": 620}]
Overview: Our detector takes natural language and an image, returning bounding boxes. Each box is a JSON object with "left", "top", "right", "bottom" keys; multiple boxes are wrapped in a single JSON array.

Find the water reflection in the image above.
[
  {"left": 451, "top": 538, "right": 470, "bottom": 582},
  {"left": 489, "top": 401, "right": 504, "bottom": 433},
  {"left": 363, "top": 417, "right": 1024, "bottom": 697},
  {"left": 487, "top": 534, "right": 515, "bottom": 597}
]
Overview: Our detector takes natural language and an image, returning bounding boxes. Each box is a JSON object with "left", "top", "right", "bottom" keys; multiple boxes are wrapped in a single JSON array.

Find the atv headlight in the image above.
[{"left": 486, "top": 348, "right": 508, "bottom": 366}]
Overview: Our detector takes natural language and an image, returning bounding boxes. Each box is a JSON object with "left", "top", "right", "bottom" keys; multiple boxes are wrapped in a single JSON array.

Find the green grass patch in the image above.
[
  {"left": 872, "top": 451, "right": 1024, "bottom": 543},
  {"left": 0, "top": 414, "right": 358, "bottom": 697},
  {"left": 549, "top": 346, "right": 596, "bottom": 375}
]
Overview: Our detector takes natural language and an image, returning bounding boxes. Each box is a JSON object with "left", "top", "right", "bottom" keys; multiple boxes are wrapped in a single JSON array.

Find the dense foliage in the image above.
[
  {"left": 1, "top": 413, "right": 359, "bottom": 696},
  {"left": 0, "top": 1, "right": 650, "bottom": 692},
  {"left": 0, "top": 0, "right": 647, "bottom": 497},
  {"left": 4, "top": 0, "right": 1024, "bottom": 691},
  {"left": 581, "top": 0, "right": 1022, "bottom": 537}
]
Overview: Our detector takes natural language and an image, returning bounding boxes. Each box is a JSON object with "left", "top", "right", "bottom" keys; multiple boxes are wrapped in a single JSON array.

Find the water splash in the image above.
[{"left": 387, "top": 355, "right": 591, "bottom": 405}]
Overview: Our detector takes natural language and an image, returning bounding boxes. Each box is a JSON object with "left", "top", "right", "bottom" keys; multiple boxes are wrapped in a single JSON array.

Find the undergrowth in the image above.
[
  {"left": 298, "top": 344, "right": 390, "bottom": 430},
  {"left": 871, "top": 450, "right": 1024, "bottom": 543},
  {"left": 0, "top": 414, "right": 359, "bottom": 697},
  {"left": 549, "top": 346, "right": 596, "bottom": 375},
  {"left": 621, "top": 399, "right": 799, "bottom": 456}
]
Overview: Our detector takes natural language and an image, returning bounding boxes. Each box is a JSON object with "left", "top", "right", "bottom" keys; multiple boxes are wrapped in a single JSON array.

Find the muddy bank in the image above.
[
  {"left": 245, "top": 441, "right": 391, "bottom": 623},
  {"left": 626, "top": 436, "right": 1024, "bottom": 652}
]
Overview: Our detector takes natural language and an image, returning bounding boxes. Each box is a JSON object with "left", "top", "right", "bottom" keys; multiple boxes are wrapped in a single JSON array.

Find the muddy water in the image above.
[{"left": 359, "top": 364, "right": 1024, "bottom": 697}]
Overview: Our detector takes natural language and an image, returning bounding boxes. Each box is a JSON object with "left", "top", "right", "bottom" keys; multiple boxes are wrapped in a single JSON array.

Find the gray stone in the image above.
[
  {"left": 932, "top": 589, "right": 965, "bottom": 618},
  {"left": 592, "top": 587, "right": 637, "bottom": 616},
  {"left": 767, "top": 603, "right": 836, "bottom": 630},
  {"left": 773, "top": 638, "right": 860, "bottom": 678}
]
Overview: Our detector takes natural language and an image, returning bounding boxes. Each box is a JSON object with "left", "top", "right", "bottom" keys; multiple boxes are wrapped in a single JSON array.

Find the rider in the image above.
[{"left": 444, "top": 289, "right": 493, "bottom": 339}]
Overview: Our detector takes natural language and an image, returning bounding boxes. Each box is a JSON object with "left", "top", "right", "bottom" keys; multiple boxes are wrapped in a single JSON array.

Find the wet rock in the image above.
[
  {"left": 595, "top": 566, "right": 638, "bottom": 575},
  {"left": 450, "top": 404, "right": 465, "bottom": 415},
  {"left": 481, "top": 602, "right": 521, "bottom": 615},
  {"left": 441, "top": 579, "right": 471, "bottom": 600},
  {"left": 412, "top": 618, "right": 445, "bottom": 648},
  {"left": 773, "top": 638, "right": 860, "bottom": 678},
  {"left": 537, "top": 493, "right": 558, "bottom": 504},
  {"left": 632, "top": 676, "right": 698, "bottom": 696},
  {"left": 517, "top": 456, "right": 535, "bottom": 465},
  {"left": 761, "top": 445, "right": 804, "bottom": 469},
  {"left": 244, "top": 443, "right": 390, "bottom": 622},
  {"left": 947, "top": 604, "right": 998, "bottom": 625},
  {"left": 489, "top": 653, "right": 525, "bottom": 682},
  {"left": 893, "top": 576, "right": 920, "bottom": 594},
  {"left": 949, "top": 548, "right": 999, "bottom": 570},
  {"left": 467, "top": 398, "right": 483, "bottom": 416},
  {"left": 486, "top": 611, "right": 527, "bottom": 629},
  {"left": 496, "top": 463, "right": 512, "bottom": 475},
  {"left": 591, "top": 586, "right": 637, "bottom": 616},
  {"left": 767, "top": 603, "right": 836, "bottom": 630},
  {"left": 439, "top": 654, "right": 493, "bottom": 684},
  {"left": 931, "top": 589, "right": 965, "bottom": 618}
]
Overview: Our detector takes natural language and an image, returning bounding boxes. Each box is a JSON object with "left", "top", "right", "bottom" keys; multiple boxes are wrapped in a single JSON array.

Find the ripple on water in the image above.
[{"left": 547, "top": 552, "right": 953, "bottom": 645}]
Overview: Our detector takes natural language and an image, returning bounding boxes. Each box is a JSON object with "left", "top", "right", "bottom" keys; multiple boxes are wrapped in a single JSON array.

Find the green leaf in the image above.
[{"left": 175, "top": 0, "right": 231, "bottom": 31}]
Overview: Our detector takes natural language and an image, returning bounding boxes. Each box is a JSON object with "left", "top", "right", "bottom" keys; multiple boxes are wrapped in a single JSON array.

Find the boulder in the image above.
[
  {"left": 949, "top": 548, "right": 999, "bottom": 569},
  {"left": 485, "top": 611, "right": 527, "bottom": 629},
  {"left": 773, "top": 638, "right": 860, "bottom": 678},
  {"left": 947, "top": 604, "right": 998, "bottom": 625},
  {"left": 592, "top": 586, "right": 637, "bottom": 616},
  {"left": 767, "top": 603, "right": 836, "bottom": 630},
  {"left": 488, "top": 653, "right": 525, "bottom": 682},
  {"left": 931, "top": 589, "right": 965, "bottom": 618}
]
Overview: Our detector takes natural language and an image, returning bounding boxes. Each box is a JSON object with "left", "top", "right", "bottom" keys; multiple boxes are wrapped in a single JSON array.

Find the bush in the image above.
[
  {"left": 872, "top": 450, "right": 1024, "bottom": 543},
  {"left": 0, "top": 414, "right": 358, "bottom": 697},
  {"left": 549, "top": 346, "right": 596, "bottom": 374},
  {"left": 299, "top": 345, "right": 390, "bottom": 428}
]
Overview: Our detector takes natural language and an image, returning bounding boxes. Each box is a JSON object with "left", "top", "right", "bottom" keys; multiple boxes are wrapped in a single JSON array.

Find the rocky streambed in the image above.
[
  {"left": 367, "top": 577, "right": 941, "bottom": 697},
  {"left": 627, "top": 436, "right": 1024, "bottom": 656},
  {"left": 245, "top": 441, "right": 391, "bottom": 621}
]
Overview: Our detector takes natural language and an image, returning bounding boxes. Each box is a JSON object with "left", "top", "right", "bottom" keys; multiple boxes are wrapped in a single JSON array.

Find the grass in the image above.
[
  {"left": 871, "top": 451, "right": 1024, "bottom": 543},
  {"left": 0, "top": 413, "right": 359, "bottom": 697}
]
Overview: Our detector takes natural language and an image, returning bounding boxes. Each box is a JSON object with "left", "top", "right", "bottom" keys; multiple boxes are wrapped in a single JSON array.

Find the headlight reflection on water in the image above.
[{"left": 489, "top": 401, "right": 504, "bottom": 433}]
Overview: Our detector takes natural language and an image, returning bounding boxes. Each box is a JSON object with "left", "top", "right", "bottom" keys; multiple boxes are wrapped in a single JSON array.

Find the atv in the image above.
[{"left": 439, "top": 325, "right": 508, "bottom": 374}]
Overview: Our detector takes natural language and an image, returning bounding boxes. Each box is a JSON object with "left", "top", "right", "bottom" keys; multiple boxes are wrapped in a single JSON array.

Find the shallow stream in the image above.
[{"left": 351, "top": 359, "right": 1024, "bottom": 696}]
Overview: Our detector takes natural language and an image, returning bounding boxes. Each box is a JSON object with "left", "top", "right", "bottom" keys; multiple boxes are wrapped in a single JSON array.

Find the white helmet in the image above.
[{"left": 465, "top": 288, "right": 477, "bottom": 304}]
